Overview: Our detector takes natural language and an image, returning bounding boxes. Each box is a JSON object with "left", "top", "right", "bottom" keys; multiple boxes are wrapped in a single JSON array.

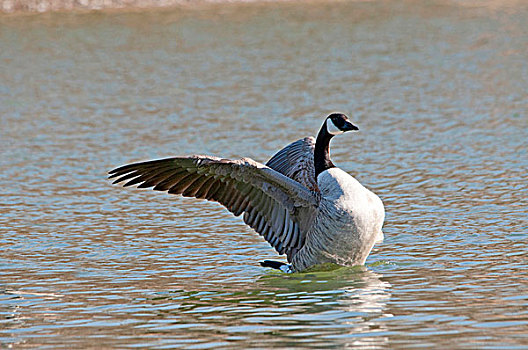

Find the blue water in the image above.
[{"left": 1, "top": 1, "right": 527, "bottom": 348}]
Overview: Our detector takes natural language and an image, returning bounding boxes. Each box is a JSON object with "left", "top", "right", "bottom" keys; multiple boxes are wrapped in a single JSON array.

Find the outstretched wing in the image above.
[
  {"left": 265, "top": 137, "right": 318, "bottom": 192},
  {"left": 109, "top": 156, "right": 319, "bottom": 261}
]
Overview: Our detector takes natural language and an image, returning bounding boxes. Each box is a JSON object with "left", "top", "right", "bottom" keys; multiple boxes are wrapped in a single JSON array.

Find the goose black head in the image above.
[{"left": 325, "top": 113, "right": 359, "bottom": 135}]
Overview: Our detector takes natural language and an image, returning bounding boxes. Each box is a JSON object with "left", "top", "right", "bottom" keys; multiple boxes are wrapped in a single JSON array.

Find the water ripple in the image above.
[{"left": 1, "top": 1, "right": 527, "bottom": 349}]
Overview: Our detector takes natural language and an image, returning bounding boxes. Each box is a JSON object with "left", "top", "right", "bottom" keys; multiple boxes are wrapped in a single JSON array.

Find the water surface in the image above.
[{"left": 1, "top": 1, "right": 527, "bottom": 348}]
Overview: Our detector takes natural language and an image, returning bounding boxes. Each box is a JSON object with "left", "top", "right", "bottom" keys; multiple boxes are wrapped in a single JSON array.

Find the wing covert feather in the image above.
[{"left": 265, "top": 137, "right": 318, "bottom": 192}]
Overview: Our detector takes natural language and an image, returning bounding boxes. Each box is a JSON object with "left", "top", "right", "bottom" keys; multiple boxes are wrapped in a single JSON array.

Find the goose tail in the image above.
[{"left": 260, "top": 260, "right": 293, "bottom": 273}]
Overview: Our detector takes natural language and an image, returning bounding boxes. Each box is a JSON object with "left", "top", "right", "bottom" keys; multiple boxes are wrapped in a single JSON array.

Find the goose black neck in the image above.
[{"left": 314, "top": 123, "right": 335, "bottom": 179}]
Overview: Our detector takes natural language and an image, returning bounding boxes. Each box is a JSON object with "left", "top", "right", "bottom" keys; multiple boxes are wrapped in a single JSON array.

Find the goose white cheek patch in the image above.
[{"left": 326, "top": 119, "right": 344, "bottom": 135}]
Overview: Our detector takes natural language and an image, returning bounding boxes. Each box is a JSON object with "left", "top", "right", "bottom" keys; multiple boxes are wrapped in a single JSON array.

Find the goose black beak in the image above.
[{"left": 342, "top": 121, "right": 359, "bottom": 132}]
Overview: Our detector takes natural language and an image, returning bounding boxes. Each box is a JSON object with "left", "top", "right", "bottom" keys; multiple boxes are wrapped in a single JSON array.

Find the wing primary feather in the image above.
[
  {"left": 137, "top": 168, "right": 179, "bottom": 189},
  {"left": 204, "top": 178, "right": 226, "bottom": 201},
  {"left": 223, "top": 182, "right": 237, "bottom": 208},
  {"left": 258, "top": 222, "right": 268, "bottom": 237},
  {"left": 112, "top": 171, "right": 141, "bottom": 185},
  {"left": 151, "top": 170, "right": 189, "bottom": 191},
  {"left": 252, "top": 213, "right": 263, "bottom": 233},
  {"left": 257, "top": 214, "right": 268, "bottom": 234},
  {"left": 124, "top": 172, "right": 156, "bottom": 187},
  {"left": 165, "top": 173, "right": 195, "bottom": 194},
  {"left": 209, "top": 180, "right": 228, "bottom": 203},
  {"left": 108, "top": 165, "right": 140, "bottom": 179},
  {"left": 230, "top": 191, "right": 248, "bottom": 217},
  {"left": 270, "top": 204, "right": 280, "bottom": 227},
  {"left": 249, "top": 212, "right": 261, "bottom": 233},
  {"left": 242, "top": 211, "right": 251, "bottom": 227},
  {"left": 182, "top": 175, "right": 211, "bottom": 197},
  {"left": 259, "top": 195, "right": 272, "bottom": 222},
  {"left": 256, "top": 215, "right": 267, "bottom": 235},
  {"left": 109, "top": 160, "right": 174, "bottom": 178},
  {"left": 283, "top": 210, "right": 292, "bottom": 237},
  {"left": 247, "top": 188, "right": 264, "bottom": 214},
  {"left": 237, "top": 196, "right": 252, "bottom": 216},
  {"left": 254, "top": 192, "right": 271, "bottom": 218},
  {"left": 261, "top": 223, "right": 272, "bottom": 239},
  {"left": 273, "top": 208, "right": 286, "bottom": 239},
  {"left": 283, "top": 216, "right": 295, "bottom": 247},
  {"left": 264, "top": 227, "right": 273, "bottom": 241},
  {"left": 244, "top": 207, "right": 258, "bottom": 227},
  {"left": 277, "top": 210, "right": 290, "bottom": 243},
  {"left": 222, "top": 184, "right": 239, "bottom": 210},
  {"left": 269, "top": 230, "right": 280, "bottom": 247},
  {"left": 168, "top": 173, "right": 202, "bottom": 195},
  {"left": 250, "top": 209, "right": 263, "bottom": 231},
  {"left": 290, "top": 224, "right": 300, "bottom": 248},
  {"left": 194, "top": 176, "right": 218, "bottom": 199},
  {"left": 275, "top": 240, "right": 284, "bottom": 254}
]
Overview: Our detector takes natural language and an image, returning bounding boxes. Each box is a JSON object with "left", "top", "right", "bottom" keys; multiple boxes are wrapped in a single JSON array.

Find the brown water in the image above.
[{"left": 1, "top": 1, "right": 527, "bottom": 348}]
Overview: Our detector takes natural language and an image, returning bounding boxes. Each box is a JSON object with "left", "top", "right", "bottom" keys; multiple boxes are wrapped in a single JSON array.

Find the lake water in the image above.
[{"left": 1, "top": 1, "right": 527, "bottom": 348}]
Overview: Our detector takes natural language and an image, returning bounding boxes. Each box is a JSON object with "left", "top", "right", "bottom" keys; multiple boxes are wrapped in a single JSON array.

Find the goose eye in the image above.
[
  {"left": 330, "top": 114, "right": 346, "bottom": 128},
  {"left": 334, "top": 117, "right": 345, "bottom": 127}
]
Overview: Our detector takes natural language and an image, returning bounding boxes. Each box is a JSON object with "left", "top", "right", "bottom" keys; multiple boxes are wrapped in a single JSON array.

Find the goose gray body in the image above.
[
  {"left": 292, "top": 167, "right": 384, "bottom": 271},
  {"left": 109, "top": 113, "right": 385, "bottom": 272}
]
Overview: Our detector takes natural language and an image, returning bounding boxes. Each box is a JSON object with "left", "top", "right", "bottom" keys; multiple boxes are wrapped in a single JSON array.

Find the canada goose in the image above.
[{"left": 109, "top": 113, "right": 385, "bottom": 273}]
